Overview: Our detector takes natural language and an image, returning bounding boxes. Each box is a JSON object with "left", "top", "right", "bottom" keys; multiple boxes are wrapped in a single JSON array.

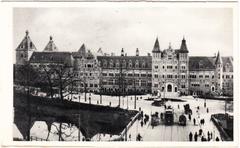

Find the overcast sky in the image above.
[{"left": 13, "top": 7, "right": 233, "bottom": 57}]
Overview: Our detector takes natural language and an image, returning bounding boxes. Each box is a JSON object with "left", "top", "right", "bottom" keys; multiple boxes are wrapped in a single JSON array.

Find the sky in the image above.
[{"left": 13, "top": 7, "right": 233, "bottom": 57}]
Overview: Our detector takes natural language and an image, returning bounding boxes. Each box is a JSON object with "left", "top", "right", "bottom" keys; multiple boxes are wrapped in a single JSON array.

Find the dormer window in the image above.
[{"left": 135, "top": 60, "right": 139, "bottom": 68}]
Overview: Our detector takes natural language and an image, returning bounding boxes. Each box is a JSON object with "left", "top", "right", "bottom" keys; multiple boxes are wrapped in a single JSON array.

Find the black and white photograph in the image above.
[{"left": 10, "top": 4, "right": 237, "bottom": 143}]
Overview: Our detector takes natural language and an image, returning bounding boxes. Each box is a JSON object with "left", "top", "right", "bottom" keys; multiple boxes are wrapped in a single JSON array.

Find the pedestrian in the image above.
[
  {"left": 188, "top": 114, "right": 191, "bottom": 121},
  {"left": 178, "top": 104, "right": 180, "bottom": 109},
  {"left": 189, "top": 132, "right": 193, "bottom": 141},
  {"left": 193, "top": 118, "right": 196, "bottom": 125},
  {"left": 199, "top": 129, "right": 203, "bottom": 136},
  {"left": 141, "top": 120, "right": 143, "bottom": 127},
  {"left": 136, "top": 133, "right": 142, "bottom": 141},
  {"left": 207, "top": 131, "right": 210, "bottom": 138},
  {"left": 202, "top": 119, "right": 205, "bottom": 125},
  {"left": 109, "top": 102, "right": 111, "bottom": 106},
  {"left": 194, "top": 132, "right": 198, "bottom": 141},
  {"left": 207, "top": 108, "right": 209, "bottom": 113},
  {"left": 129, "top": 134, "right": 131, "bottom": 141},
  {"left": 216, "top": 137, "right": 220, "bottom": 141}
]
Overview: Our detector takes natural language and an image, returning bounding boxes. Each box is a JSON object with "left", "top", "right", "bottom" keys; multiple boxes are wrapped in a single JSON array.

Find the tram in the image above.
[{"left": 164, "top": 106, "right": 174, "bottom": 125}]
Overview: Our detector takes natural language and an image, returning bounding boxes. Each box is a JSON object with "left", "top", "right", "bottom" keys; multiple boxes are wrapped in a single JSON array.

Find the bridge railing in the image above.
[{"left": 30, "top": 136, "right": 48, "bottom": 141}]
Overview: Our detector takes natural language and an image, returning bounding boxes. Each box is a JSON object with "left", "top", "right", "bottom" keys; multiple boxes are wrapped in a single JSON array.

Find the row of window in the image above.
[
  {"left": 102, "top": 60, "right": 148, "bottom": 69},
  {"left": 102, "top": 73, "right": 152, "bottom": 77},
  {"left": 154, "top": 65, "right": 186, "bottom": 70},
  {"left": 154, "top": 74, "right": 186, "bottom": 79}
]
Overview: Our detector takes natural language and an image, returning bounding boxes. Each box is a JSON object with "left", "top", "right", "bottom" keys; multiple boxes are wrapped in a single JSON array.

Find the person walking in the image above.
[
  {"left": 189, "top": 132, "right": 193, "bottom": 141},
  {"left": 193, "top": 118, "right": 196, "bottom": 125},
  {"left": 140, "top": 120, "right": 144, "bottom": 127},
  {"left": 188, "top": 114, "right": 191, "bottom": 121},
  {"left": 194, "top": 132, "right": 198, "bottom": 141}
]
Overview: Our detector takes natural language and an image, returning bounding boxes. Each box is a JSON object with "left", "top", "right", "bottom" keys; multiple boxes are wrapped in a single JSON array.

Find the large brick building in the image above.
[{"left": 15, "top": 31, "right": 233, "bottom": 97}]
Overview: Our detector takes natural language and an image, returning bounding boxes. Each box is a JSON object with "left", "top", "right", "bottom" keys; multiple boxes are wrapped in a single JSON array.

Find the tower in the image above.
[
  {"left": 151, "top": 37, "right": 161, "bottom": 94},
  {"left": 16, "top": 30, "right": 37, "bottom": 65},
  {"left": 215, "top": 51, "right": 223, "bottom": 94},
  {"left": 152, "top": 37, "right": 161, "bottom": 58},
  {"left": 178, "top": 36, "right": 189, "bottom": 95}
]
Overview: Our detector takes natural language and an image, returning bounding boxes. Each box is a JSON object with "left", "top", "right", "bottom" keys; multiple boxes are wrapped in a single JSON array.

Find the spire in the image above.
[
  {"left": 136, "top": 48, "right": 139, "bottom": 56},
  {"left": 152, "top": 37, "right": 161, "bottom": 53},
  {"left": 121, "top": 48, "right": 124, "bottom": 56},
  {"left": 16, "top": 30, "right": 37, "bottom": 51},
  {"left": 97, "top": 48, "right": 103, "bottom": 56},
  {"left": 43, "top": 36, "right": 58, "bottom": 52},
  {"left": 179, "top": 36, "right": 188, "bottom": 53},
  {"left": 168, "top": 42, "right": 172, "bottom": 49},
  {"left": 215, "top": 51, "right": 222, "bottom": 65},
  {"left": 78, "top": 43, "right": 86, "bottom": 57}
]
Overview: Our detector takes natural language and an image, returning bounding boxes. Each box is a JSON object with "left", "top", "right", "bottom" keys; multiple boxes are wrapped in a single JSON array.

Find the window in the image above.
[
  {"left": 148, "top": 74, "right": 152, "bottom": 77},
  {"left": 181, "top": 85, "right": 185, "bottom": 88},
  {"left": 109, "top": 73, "right": 114, "bottom": 76},
  {"left": 175, "top": 66, "right": 178, "bottom": 69},
  {"left": 154, "top": 74, "right": 158, "bottom": 78},
  {"left": 162, "top": 66, "right": 165, "bottom": 69},
  {"left": 167, "top": 75, "right": 173, "bottom": 78},
  {"left": 182, "top": 75, "right": 186, "bottom": 79},
  {"left": 102, "top": 73, "right": 107, "bottom": 76},
  {"left": 141, "top": 74, "right": 146, "bottom": 77},
  {"left": 154, "top": 84, "right": 158, "bottom": 87},
  {"left": 128, "top": 73, "right": 133, "bottom": 77},
  {"left": 167, "top": 65, "right": 173, "bottom": 69},
  {"left": 154, "top": 65, "right": 158, "bottom": 69},
  {"left": 212, "top": 75, "right": 215, "bottom": 79},
  {"left": 199, "top": 75, "right": 203, "bottom": 78},
  {"left": 134, "top": 74, "right": 139, "bottom": 77},
  {"left": 205, "top": 75, "right": 209, "bottom": 78}
]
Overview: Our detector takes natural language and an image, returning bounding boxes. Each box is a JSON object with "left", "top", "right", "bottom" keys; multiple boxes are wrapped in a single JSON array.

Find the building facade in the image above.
[
  {"left": 97, "top": 48, "right": 152, "bottom": 95},
  {"left": 15, "top": 30, "right": 233, "bottom": 97},
  {"left": 152, "top": 38, "right": 189, "bottom": 97}
]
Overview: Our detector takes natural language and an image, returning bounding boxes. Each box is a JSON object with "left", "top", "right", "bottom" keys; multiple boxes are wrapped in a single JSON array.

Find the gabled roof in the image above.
[
  {"left": 43, "top": 36, "right": 58, "bottom": 52},
  {"left": 16, "top": 30, "right": 37, "bottom": 51},
  {"left": 30, "top": 52, "right": 73, "bottom": 67},
  {"left": 152, "top": 37, "right": 161, "bottom": 53},
  {"left": 189, "top": 56, "right": 216, "bottom": 71},
  {"left": 222, "top": 56, "right": 233, "bottom": 72}
]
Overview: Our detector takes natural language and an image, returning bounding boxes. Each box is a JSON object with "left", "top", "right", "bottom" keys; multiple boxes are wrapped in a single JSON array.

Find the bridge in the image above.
[{"left": 14, "top": 92, "right": 138, "bottom": 141}]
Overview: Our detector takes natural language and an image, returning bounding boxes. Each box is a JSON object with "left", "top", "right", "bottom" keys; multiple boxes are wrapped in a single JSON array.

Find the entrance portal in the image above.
[{"left": 167, "top": 84, "right": 172, "bottom": 92}]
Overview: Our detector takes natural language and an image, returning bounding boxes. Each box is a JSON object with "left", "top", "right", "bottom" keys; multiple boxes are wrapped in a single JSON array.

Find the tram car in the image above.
[
  {"left": 179, "top": 114, "right": 187, "bottom": 126},
  {"left": 164, "top": 106, "right": 174, "bottom": 125}
]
